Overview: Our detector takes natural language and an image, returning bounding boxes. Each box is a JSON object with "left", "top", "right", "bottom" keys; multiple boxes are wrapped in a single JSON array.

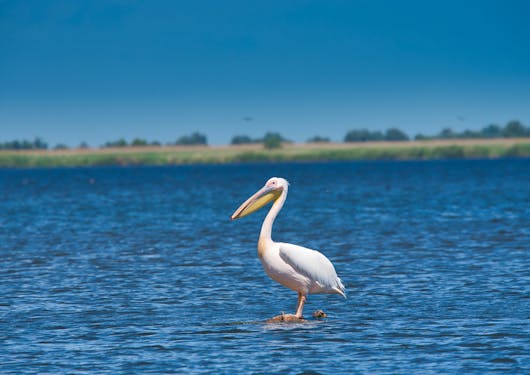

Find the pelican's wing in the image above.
[{"left": 279, "top": 242, "right": 346, "bottom": 297}]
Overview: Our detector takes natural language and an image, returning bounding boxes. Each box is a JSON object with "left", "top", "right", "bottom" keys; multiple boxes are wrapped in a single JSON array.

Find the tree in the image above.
[
  {"left": 175, "top": 132, "right": 208, "bottom": 145},
  {"left": 414, "top": 133, "right": 430, "bottom": 140},
  {"left": 262, "top": 132, "right": 285, "bottom": 149},
  {"left": 503, "top": 120, "right": 526, "bottom": 138},
  {"left": 33, "top": 137, "right": 48, "bottom": 149},
  {"left": 344, "top": 129, "right": 384, "bottom": 142},
  {"left": 480, "top": 124, "right": 502, "bottom": 138},
  {"left": 231, "top": 135, "right": 256, "bottom": 145},
  {"left": 21, "top": 140, "right": 33, "bottom": 149},
  {"left": 384, "top": 128, "right": 409, "bottom": 141},
  {"left": 104, "top": 138, "right": 128, "bottom": 147},
  {"left": 306, "top": 135, "right": 330, "bottom": 143},
  {"left": 439, "top": 128, "right": 456, "bottom": 139},
  {"left": 131, "top": 138, "right": 148, "bottom": 147}
]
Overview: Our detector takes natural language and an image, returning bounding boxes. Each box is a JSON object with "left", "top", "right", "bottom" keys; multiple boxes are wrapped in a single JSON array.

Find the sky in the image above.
[{"left": 1, "top": 0, "right": 529, "bottom": 147}]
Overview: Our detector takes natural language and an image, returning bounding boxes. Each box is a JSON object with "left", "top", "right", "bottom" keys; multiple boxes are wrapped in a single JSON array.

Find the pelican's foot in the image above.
[
  {"left": 266, "top": 313, "right": 305, "bottom": 323},
  {"left": 312, "top": 310, "right": 327, "bottom": 319}
]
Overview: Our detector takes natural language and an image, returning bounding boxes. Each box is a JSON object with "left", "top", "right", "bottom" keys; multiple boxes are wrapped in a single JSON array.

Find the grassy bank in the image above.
[{"left": 1, "top": 139, "right": 530, "bottom": 168}]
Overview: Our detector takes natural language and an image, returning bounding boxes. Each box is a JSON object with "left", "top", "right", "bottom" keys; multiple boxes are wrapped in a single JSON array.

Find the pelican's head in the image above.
[{"left": 231, "top": 177, "right": 289, "bottom": 220}]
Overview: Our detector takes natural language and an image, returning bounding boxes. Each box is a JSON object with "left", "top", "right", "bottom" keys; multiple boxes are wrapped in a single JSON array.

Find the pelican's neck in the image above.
[{"left": 258, "top": 187, "right": 287, "bottom": 257}]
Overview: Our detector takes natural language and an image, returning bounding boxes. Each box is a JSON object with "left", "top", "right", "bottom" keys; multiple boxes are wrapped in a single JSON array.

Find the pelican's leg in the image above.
[
  {"left": 266, "top": 293, "right": 307, "bottom": 322},
  {"left": 295, "top": 292, "right": 306, "bottom": 318}
]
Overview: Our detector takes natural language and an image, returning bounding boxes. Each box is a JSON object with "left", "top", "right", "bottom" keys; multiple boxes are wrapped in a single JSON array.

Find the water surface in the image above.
[{"left": 1, "top": 160, "right": 529, "bottom": 373}]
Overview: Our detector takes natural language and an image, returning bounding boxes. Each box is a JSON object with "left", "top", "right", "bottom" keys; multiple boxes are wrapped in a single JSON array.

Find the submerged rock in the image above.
[
  {"left": 266, "top": 310, "right": 328, "bottom": 323},
  {"left": 266, "top": 313, "right": 305, "bottom": 323}
]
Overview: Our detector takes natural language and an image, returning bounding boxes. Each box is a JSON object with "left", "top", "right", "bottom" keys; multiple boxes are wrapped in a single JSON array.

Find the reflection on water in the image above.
[{"left": 1, "top": 160, "right": 529, "bottom": 373}]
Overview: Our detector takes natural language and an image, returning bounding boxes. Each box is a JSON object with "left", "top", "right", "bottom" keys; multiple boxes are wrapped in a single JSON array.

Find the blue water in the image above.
[{"left": 1, "top": 160, "right": 529, "bottom": 374}]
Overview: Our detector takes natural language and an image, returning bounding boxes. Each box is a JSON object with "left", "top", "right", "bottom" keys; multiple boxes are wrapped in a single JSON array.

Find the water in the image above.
[{"left": 1, "top": 160, "right": 529, "bottom": 374}]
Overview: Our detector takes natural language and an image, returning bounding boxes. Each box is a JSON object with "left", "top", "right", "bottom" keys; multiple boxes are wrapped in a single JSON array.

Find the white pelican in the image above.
[{"left": 231, "top": 177, "right": 345, "bottom": 320}]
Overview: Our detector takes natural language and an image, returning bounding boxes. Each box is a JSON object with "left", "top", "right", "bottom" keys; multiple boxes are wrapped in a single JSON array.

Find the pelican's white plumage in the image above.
[
  {"left": 231, "top": 177, "right": 345, "bottom": 320},
  {"left": 279, "top": 242, "right": 345, "bottom": 296}
]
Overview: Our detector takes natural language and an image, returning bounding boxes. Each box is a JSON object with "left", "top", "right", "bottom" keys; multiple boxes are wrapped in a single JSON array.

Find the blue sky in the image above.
[{"left": 1, "top": 0, "right": 529, "bottom": 146}]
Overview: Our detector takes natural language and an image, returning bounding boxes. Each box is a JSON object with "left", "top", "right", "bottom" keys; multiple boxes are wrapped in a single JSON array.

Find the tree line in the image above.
[
  {"left": 103, "top": 132, "right": 207, "bottom": 148},
  {"left": 1, "top": 120, "right": 528, "bottom": 150},
  {"left": 0, "top": 137, "right": 48, "bottom": 150},
  {"left": 415, "top": 120, "right": 530, "bottom": 140},
  {"left": 342, "top": 120, "right": 530, "bottom": 142}
]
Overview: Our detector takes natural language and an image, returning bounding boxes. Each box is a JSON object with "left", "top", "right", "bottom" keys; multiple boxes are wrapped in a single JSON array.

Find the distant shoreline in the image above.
[{"left": 1, "top": 138, "right": 530, "bottom": 168}]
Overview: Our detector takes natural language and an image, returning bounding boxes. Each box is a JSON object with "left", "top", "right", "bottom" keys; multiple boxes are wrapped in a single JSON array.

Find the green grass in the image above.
[
  {"left": 223, "top": 143, "right": 530, "bottom": 163},
  {"left": 1, "top": 141, "right": 530, "bottom": 168}
]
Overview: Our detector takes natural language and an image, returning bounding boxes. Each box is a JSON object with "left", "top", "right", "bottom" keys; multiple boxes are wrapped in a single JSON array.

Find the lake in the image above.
[{"left": 1, "top": 159, "right": 529, "bottom": 374}]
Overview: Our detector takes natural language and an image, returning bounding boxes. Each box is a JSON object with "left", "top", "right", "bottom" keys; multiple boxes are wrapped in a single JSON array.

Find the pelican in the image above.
[{"left": 231, "top": 177, "right": 345, "bottom": 320}]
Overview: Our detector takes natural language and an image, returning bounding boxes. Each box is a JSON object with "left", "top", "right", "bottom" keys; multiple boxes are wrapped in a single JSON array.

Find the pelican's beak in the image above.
[{"left": 231, "top": 185, "right": 281, "bottom": 220}]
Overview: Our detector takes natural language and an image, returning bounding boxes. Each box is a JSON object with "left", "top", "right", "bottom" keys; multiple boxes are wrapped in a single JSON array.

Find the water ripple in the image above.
[{"left": 1, "top": 161, "right": 529, "bottom": 374}]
